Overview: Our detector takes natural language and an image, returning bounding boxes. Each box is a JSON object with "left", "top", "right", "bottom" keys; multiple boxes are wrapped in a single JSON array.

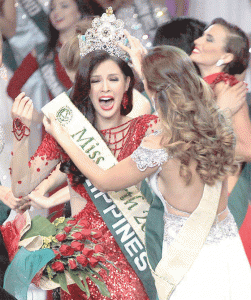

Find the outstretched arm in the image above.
[
  {"left": 43, "top": 114, "right": 161, "bottom": 192},
  {"left": 14, "top": 164, "right": 68, "bottom": 211},
  {"left": 27, "top": 186, "right": 70, "bottom": 210}
]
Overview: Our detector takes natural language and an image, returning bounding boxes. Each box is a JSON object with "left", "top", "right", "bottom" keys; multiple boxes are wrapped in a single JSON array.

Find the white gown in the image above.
[{"left": 132, "top": 145, "right": 251, "bottom": 300}]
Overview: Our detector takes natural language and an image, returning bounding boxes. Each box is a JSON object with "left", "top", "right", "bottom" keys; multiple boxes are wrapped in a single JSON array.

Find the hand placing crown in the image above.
[{"left": 78, "top": 7, "right": 129, "bottom": 61}]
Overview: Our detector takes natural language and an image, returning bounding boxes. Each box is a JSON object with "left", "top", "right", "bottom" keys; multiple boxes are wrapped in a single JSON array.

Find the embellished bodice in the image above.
[{"left": 100, "top": 115, "right": 159, "bottom": 161}]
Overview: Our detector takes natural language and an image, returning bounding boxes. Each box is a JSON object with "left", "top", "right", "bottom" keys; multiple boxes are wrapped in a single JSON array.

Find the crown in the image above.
[{"left": 78, "top": 7, "right": 129, "bottom": 61}]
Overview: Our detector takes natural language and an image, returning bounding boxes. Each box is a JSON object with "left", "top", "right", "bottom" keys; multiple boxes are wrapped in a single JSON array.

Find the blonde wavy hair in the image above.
[
  {"left": 142, "top": 46, "right": 237, "bottom": 186},
  {"left": 59, "top": 18, "right": 93, "bottom": 72}
]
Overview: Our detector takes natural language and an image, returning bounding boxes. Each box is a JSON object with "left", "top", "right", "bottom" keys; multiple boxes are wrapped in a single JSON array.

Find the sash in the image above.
[
  {"left": 42, "top": 93, "right": 157, "bottom": 299},
  {"left": 146, "top": 182, "right": 222, "bottom": 299},
  {"left": 36, "top": 43, "right": 67, "bottom": 98},
  {"left": 2, "top": 40, "right": 17, "bottom": 72},
  {"left": 18, "top": 0, "right": 49, "bottom": 36},
  {"left": 228, "top": 163, "right": 251, "bottom": 229},
  {"left": 3, "top": 0, "right": 49, "bottom": 72}
]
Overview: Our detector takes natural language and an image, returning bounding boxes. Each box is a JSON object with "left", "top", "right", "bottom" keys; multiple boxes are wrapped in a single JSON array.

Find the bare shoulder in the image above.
[{"left": 141, "top": 134, "right": 163, "bottom": 149}]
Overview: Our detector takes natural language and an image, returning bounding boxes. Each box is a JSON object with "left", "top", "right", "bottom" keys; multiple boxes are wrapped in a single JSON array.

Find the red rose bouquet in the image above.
[{"left": 20, "top": 214, "right": 115, "bottom": 297}]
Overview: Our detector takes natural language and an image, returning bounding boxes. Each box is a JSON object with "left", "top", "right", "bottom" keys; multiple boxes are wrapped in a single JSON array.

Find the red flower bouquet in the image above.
[{"left": 20, "top": 215, "right": 115, "bottom": 297}]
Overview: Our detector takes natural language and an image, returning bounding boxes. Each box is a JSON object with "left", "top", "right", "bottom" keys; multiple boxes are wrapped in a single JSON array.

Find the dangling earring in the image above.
[
  {"left": 0, "top": 64, "right": 7, "bottom": 81},
  {"left": 122, "top": 92, "right": 129, "bottom": 110},
  {"left": 216, "top": 59, "right": 224, "bottom": 67}
]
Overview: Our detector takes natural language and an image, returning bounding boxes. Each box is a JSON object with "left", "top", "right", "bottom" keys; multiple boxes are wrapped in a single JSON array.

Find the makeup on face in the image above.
[
  {"left": 89, "top": 59, "right": 129, "bottom": 119},
  {"left": 190, "top": 24, "right": 228, "bottom": 68},
  {"left": 50, "top": 0, "right": 81, "bottom": 32}
]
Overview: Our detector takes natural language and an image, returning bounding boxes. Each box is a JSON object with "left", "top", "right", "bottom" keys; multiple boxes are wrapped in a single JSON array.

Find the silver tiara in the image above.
[{"left": 78, "top": 7, "right": 129, "bottom": 61}]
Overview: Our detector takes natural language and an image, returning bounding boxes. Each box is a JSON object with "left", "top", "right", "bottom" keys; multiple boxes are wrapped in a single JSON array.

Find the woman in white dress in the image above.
[{"left": 12, "top": 34, "right": 251, "bottom": 299}]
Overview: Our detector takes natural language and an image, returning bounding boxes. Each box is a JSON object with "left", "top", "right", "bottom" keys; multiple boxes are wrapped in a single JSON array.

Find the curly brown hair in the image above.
[{"left": 142, "top": 45, "right": 237, "bottom": 186}]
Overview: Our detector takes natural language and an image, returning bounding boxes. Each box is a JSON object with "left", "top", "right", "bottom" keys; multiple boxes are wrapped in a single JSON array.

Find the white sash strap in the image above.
[{"left": 152, "top": 181, "right": 222, "bottom": 299}]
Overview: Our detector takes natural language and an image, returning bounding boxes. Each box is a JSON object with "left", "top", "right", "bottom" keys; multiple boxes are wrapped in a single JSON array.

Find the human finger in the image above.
[
  {"left": 16, "top": 202, "right": 31, "bottom": 213},
  {"left": 16, "top": 96, "right": 31, "bottom": 117},
  {"left": 11, "top": 92, "right": 26, "bottom": 118},
  {"left": 43, "top": 115, "right": 50, "bottom": 129},
  {"left": 229, "top": 82, "right": 247, "bottom": 98},
  {"left": 22, "top": 98, "right": 33, "bottom": 116},
  {"left": 122, "top": 30, "right": 146, "bottom": 54}
]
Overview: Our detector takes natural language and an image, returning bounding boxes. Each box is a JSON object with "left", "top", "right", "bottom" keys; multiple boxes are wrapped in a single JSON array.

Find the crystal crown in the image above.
[{"left": 78, "top": 7, "right": 129, "bottom": 61}]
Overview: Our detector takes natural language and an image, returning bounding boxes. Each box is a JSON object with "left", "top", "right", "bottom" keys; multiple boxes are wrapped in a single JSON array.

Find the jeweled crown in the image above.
[{"left": 78, "top": 7, "right": 129, "bottom": 61}]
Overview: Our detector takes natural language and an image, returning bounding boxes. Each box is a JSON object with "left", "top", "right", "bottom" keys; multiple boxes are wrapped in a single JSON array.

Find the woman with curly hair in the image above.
[{"left": 37, "top": 32, "right": 251, "bottom": 298}]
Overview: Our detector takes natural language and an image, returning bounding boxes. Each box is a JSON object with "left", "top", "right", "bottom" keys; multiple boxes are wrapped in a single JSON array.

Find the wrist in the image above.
[
  {"left": 12, "top": 117, "right": 30, "bottom": 141},
  {"left": 4, "top": 190, "right": 12, "bottom": 205}
]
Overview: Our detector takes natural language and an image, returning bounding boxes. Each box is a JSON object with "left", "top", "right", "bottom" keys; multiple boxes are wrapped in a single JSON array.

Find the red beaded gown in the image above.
[{"left": 4, "top": 114, "right": 159, "bottom": 300}]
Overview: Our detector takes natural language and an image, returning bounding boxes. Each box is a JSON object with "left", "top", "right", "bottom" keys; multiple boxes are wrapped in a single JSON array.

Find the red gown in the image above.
[
  {"left": 5, "top": 114, "right": 159, "bottom": 300},
  {"left": 204, "top": 72, "right": 251, "bottom": 265}
]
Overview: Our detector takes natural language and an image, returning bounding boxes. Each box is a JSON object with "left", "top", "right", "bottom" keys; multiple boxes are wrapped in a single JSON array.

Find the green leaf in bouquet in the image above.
[
  {"left": 88, "top": 274, "right": 111, "bottom": 298},
  {"left": 21, "top": 215, "right": 56, "bottom": 240},
  {"left": 68, "top": 269, "right": 88, "bottom": 294},
  {"left": 106, "top": 260, "right": 121, "bottom": 272},
  {"left": 79, "top": 272, "right": 90, "bottom": 298},
  {"left": 53, "top": 272, "right": 69, "bottom": 294},
  {"left": 88, "top": 268, "right": 103, "bottom": 281},
  {"left": 98, "top": 262, "right": 110, "bottom": 276}
]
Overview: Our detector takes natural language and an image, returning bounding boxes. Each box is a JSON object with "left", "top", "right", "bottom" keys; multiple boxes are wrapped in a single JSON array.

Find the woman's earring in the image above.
[
  {"left": 122, "top": 92, "right": 129, "bottom": 110},
  {"left": 216, "top": 59, "right": 224, "bottom": 67},
  {"left": 0, "top": 64, "right": 7, "bottom": 81}
]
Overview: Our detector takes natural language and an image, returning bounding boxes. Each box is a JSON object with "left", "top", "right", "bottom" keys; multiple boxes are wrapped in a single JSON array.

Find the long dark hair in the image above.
[
  {"left": 60, "top": 50, "right": 135, "bottom": 184},
  {"left": 209, "top": 18, "right": 250, "bottom": 75},
  {"left": 153, "top": 17, "right": 206, "bottom": 55},
  {"left": 45, "top": 0, "right": 104, "bottom": 57}
]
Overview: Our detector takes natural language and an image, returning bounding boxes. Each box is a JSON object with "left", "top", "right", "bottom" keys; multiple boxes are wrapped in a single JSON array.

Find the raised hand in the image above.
[
  {"left": 119, "top": 30, "right": 147, "bottom": 79},
  {"left": 11, "top": 92, "right": 33, "bottom": 141},
  {"left": 11, "top": 92, "right": 33, "bottom": 128},
  {"left": 216, "top": 81, "right": 248, "bottom": 116}
]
